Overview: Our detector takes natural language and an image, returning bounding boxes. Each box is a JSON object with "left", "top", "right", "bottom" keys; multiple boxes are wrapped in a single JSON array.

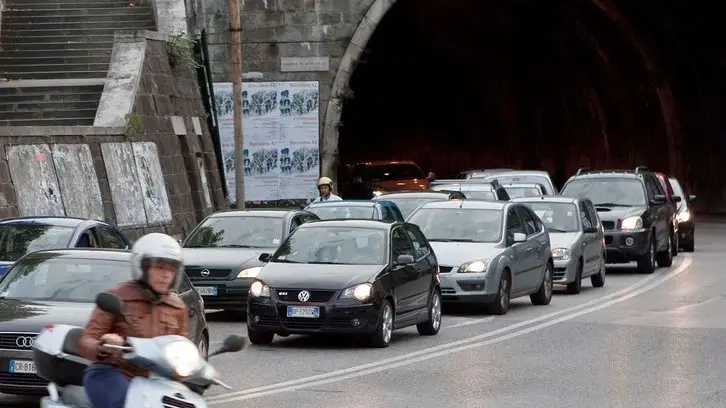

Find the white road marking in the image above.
[
  {"left": 447, "top": 316, "right": 495, "bottom": 328},
  {"left": 206, "top": 256, "right": 692, "bottom": 404}
]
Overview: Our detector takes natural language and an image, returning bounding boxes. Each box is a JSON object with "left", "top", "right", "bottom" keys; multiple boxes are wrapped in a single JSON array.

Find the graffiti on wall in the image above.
[
  {"left": 6, "top": 144, "right": 103, "bottom": 219},
  {"left": 101, "top": 142, "right": 172, "bottom": 227}
]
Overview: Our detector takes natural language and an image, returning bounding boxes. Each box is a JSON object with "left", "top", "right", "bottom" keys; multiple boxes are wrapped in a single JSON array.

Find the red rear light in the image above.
[{"left": 44, "top": 324, "right": 54, "bottom": 331}]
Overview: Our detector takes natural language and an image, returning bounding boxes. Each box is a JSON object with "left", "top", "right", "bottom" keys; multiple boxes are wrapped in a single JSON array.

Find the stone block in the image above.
[
  {"left": 135, "top": 95, "right": 157, "bottom": 115},
  {"left": 242, "top": 11, "right": 285, "bottom": 28},
  {"left": 154, "top": 95, "right": 174, "bottom": 115}
]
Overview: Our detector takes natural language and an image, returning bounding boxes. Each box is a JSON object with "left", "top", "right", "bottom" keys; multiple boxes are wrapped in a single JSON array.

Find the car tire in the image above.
[
  {"left": 637, "top": 234, "right": 656, "bottom": 274},
  {"left": 566, "top": 260, "right": 583, "bottom": 295},
  {"left": 671, "top": 230, "right": 679, "bottom": 257},
  {"left": 247, "top": 327, "right": 274, "bottom": 345},
  {"left": 370, "top": 300, "right": 394, "bottom": 348},
  {"left": 591, "top": 257, "right": 606, "bottom": 288},
  {"left": 198, "top": 335, "right": 209, "bottom": 359},
  {"left": 656, "top": 232, "right": 674, "bottom": 267},
  {"left": 417, "top": 290, "right": 442, "bottom": 336},
  {"left": 681, "top": 233, "right": 695, "bottom": 252},
  {"left": 530, "top": 261, "right": 553, "bottom": 306},
  {"left": 486, "top": 270, "right": 510, "bottom": 315}
]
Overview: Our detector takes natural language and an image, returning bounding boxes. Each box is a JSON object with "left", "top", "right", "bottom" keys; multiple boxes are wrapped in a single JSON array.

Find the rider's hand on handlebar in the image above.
[{"left": 100, "top": 333, "right": 124, "bottom": 346}]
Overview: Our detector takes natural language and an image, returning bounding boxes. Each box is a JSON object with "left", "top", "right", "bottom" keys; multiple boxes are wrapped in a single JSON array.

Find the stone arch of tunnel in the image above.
[{"left": 321, "top": 0, "right": 726, "bottom": 212}]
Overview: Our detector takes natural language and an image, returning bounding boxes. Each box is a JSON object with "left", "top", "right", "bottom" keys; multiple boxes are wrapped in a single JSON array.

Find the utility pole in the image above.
[{"left": 230, "top": 0, "right": 245, "bottom": 208}]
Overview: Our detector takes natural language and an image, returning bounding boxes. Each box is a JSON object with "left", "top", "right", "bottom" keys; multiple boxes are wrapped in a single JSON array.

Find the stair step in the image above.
[
  {"left": 0, "top": 92, "right": 102, "bottom": 103},
  {"left": 0, "top": 42, "right": 115, "bottom": 50},
  {"left": 7, "top": 0, "right": 134, "bottom": 7},
  {"left": 0, "top": 101, "right": 99, "bottom": 112},
  {"left": 3, "top": 108, "right": 97, "bottom": 120},
  {"left": 0, "top": 71, "right": 109, "bottom": 80},
  {"left": 0, "top": 48, "right": 112, "bottom": 58},
  {"left": 1, "top": 35, "right": 116, "bottom": 44},
  {"left": 4, "top": 13, "right": 152, "bottom": 23},
  {"left": 2, "top": 20, "right": 155, "bottom": 31},
  {"left": 0, "top": 85, "right": 104, "bottom": 96},
  {"left": 1, "top": 56, "right": 112, "bottom": 65},
  {"left": 1, "top": 63, "right": 109, "bottom": 72},
  {"left": 0, "top": 118, "right": 96, "bottom": 126},
  {"left": 3, "top": 7, "right": 152, "bottom": 17},
  {"left": 2, "top": 24, "right": 155, "bottom": 37}
]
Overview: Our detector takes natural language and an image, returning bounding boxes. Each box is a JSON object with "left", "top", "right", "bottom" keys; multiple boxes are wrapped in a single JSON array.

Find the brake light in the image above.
[{"left": 44, "top": 324, "right": 54, "bottom": 331}]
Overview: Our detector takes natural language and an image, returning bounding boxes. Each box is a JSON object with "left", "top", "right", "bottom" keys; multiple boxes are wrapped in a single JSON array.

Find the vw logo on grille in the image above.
[
  {"left": 200, "top": 269, "right": 210, "bottom": 277},
  {"left": 15, "top": 336, "right": 34, "bottom": 348},
  {"left": 297, "top": 290, "right": 311, "bottom": 302}
]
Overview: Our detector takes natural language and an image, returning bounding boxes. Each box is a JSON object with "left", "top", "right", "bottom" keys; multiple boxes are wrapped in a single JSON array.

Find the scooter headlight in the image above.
[{"left": 164, "top": 340, "right": 202, "bottom": 378}]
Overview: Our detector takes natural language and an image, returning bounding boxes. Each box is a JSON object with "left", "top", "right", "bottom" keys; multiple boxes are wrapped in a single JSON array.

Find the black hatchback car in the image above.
[
  {"left": 247, "top": 220, "right": 442, "bottom": 348},
  {"left": 0, "top": 249, "right": 209, "bottom": 395},
  {"left": 560, "top": 166, "right": 677, "bottom": 273}
]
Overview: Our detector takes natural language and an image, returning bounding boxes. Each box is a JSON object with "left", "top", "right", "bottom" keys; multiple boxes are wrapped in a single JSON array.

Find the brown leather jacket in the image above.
[{"left": 78, "top": 281, "right": 188, "bottom": 379}]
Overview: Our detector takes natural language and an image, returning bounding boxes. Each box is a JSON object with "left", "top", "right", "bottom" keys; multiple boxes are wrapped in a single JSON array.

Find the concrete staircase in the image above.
[{"left": 0, "top": 0, "right": 155, "bottom": 126}]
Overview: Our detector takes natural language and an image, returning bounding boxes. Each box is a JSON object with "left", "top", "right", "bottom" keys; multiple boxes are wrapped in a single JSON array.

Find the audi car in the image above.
[
  {"left": 247, "top": 220, "right": 442, "bottom": 348},
  {"left": 0, "top": 249, "right": 208, "bottom": 395},
  {"left": 182, "top": 209, "right": 319, "bottom": 316}
]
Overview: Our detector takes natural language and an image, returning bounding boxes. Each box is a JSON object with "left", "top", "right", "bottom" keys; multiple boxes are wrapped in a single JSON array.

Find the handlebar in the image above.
[{"left": 101, "top": 343, "right": 133, "bottom": 352}]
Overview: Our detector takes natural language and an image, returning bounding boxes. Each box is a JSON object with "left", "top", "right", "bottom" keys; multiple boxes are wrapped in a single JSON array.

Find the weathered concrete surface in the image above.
[
  {"left": 154, "top": 0, "right": 189, "bottom": 35},
  {"left": 94, "top": 40, "right": 147, "bottom": 127}
]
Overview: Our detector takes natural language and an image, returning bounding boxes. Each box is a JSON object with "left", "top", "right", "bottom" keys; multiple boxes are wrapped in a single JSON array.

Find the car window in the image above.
[
  {"left": 308, "top": 205, "right": 375, "bottom": 220},
  {"left": 302, "top": 214, "right": 318, "bottom": 223},
  {"left": 515, "top": 206, "right": 537, "bottom": 236},
  {"left": 579, "top": 202, "right": 593, "bottom": 229},
  {"left": 380, "top": 205, "right": 395, "bottom": 222},
  {"left": 289, "top": 216, "right": 302, "bottom": 233},
  {"left": 98, "top": 227, "right": 127, "bottom": 249},
  {"left": 506, "top": 208, "right": 525, "bottom": 243},
  {"left": 184, "top": 216, "right": 283, "bottom": 248},
  {"left": 76, "top": 228, "right": 100, "bottom": 248},
  {"left": 585, "top": 201, "right": 600, "bottom": 227},
  {"left": 391, "top": 227, "right": 415, "bottom": 258},
  {"left": 272, "top": 226, "right": 387, "bottom": 265},
  {"left": 407, "top": 208, "right": 503, "bottom": 243},
  {"left": 405, "top": 224, "right": 431, "bottom": 259},
  {"left": 561, "top": 178, "right": 647, "bottom": 207},
  {"left": 0, "top": 224, "right": 75, "bottom": 262}
]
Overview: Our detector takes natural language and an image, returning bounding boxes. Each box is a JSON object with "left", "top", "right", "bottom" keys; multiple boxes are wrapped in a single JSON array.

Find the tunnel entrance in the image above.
[{"left": 333, "top": 0, "right": 718, "bottom": 195}]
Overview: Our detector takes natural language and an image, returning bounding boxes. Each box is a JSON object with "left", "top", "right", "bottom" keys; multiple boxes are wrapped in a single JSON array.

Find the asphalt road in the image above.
[{"left": 4, "top": 221, "right": 725, "bottom": 407}]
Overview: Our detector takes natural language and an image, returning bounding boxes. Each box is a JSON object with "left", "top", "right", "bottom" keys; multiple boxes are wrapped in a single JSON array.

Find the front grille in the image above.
[
  {"left": 553, "top": 267, "right": 566, "bottom": 280},
  {"left": 0, "top": 333, "right": 38, "bottom": 351},
  {"left": 162, "top": 395, "right": 196, "bottom": 408},
  {"left": 275, "top": 289, "right": 335, "bottom": 303},
  {"left": 185, "top": 267, "right": 232, "bottom": 279},
  {"left": 0, "top": 372, "right": 46, "bottom": 387},
  {"left": 279, "top": 318, "right": 325, "bottom": 330},
  {"left": 604, "top": 235, "right": 613, "bottom": 245},
  {"left": 441, "top": 287, "right": 456, "bottom": 294},
  {"left": 439, "top": 266, "right": 453, "bottom": 273},
  {"left": 602, "top": 221, "right": 616, "bottom": 230}
]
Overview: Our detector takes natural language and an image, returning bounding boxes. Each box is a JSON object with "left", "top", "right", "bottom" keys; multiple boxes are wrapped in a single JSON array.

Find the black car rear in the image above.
[{"left": 561, "top": 166, "right": 676, "bottom": 273}]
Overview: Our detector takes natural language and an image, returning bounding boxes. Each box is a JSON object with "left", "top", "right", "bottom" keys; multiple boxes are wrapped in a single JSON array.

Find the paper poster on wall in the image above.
[{"left": 212, "top": 81, "right": 320, "bottom": 202}]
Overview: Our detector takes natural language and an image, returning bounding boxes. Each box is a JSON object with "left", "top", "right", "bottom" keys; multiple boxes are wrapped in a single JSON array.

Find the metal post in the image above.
[{"left": 230, "top": 0, "right": 245, "bottom": 208}]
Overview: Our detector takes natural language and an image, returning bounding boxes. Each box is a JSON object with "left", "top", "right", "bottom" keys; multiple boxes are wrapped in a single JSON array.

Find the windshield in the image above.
[
  {"left": 385, "top": 198, "right": 443, "bottom": 218},
  {"left": 504, "top": 186, "right": 543, "bottom": 198},
  {"left": 0, "top": 257, "right": 128, "bottom": 302},
  {"left": 408, "top": 208, "right": 503, "bottom": 242},
  {"left": 480, "top": 175, "right": 552, "bottom": 192},
  {"left": 462, "top": 190, "right": 496, "bottom": 200},
  {"left": 561, "top": 179, "right": 647, "bottom": 207},
  {"left": 308, "top": 205, "right": 375, "bottom": 220},
  {"left": 0, "top": 224, "right": 75, "bottom": 262},
  {"left": 519, "top": 202, "right": 579, "bottom": 233},
  {"left": 366, "top": 163, "right": 425, "bottom": 181},
  {"left": 272, "top": 227, "right": 387, "bottom": 265},
  {"left": 184, "top": 216, "right": 283, "bottom": 248}
]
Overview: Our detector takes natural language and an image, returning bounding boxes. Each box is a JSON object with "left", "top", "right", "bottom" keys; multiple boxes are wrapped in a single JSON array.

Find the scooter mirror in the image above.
[
  {"left": 96, "top": 292, "right": 124, "bottom": 317},
  {"left": 208, "top": 335, "right": 246, "bottom": 358}
]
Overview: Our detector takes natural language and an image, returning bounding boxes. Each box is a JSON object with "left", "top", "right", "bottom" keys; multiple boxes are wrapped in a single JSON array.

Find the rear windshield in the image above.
[{"left": 0, "top": 224, "right": 75, "bottom": 262}]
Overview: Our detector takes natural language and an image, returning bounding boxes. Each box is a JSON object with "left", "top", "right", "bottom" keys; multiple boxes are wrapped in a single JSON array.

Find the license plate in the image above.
[
  {"left": 8, "top": 359, "right": 36, "bottom": 374},
  {"left": 195, "top": 286, "right": 217, "bottom": 296},
  {"left": 287, "top": 306, "right": 320, "bottom": 318}
]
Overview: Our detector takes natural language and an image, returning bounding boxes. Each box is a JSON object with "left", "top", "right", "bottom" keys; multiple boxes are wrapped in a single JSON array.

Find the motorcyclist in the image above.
[
  {"left": 312, "top": 176, "right": 342, "bottom": 202},
  {"left": 78, "top": 233, "right": 189, "bottom": 408}
]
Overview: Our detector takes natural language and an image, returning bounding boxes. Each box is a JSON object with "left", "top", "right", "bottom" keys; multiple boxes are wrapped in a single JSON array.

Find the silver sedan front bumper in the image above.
[{"left": 553, "top": 258, "right": 577, "bottom": 284}]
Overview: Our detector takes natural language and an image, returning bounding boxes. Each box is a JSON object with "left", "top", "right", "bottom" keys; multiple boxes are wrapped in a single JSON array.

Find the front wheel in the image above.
[
  {"left": 417, "top": 290, "right": 442, "bottom": 335},
  {"left": 370, "top": 300, "right": 394, "bottom": 348},
  {"left": 247, "top": 327, "right": 274, "bottom": 345},
  {"left": 656, "top": 232, "right": 674, "bottom": 267},
  {"left": 486, "top": 271, "right": 510, "bottom": 315},
  {"left": 530, "top": 262, "right": 553, "bottom": 305},
  {"left": 566, "top": 261, "right": 583, "bottom": 294},
  {"left": 591, "top": 257, "right": 606, "bottom": 288}
]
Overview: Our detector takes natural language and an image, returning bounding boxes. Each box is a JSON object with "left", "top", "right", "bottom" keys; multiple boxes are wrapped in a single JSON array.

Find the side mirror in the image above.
[
  {"left": 671, "top": 195, "right": 682, "bottom": 203},
  {"left": 208, "top": 335, "right": 246, "bottom": 358},
  {"left": 96, "top": 292, "right": 124, "bottom": 317},
  {"left": 395, "top": 254, "right": 415, "bottom": 265},
  {"left": 512, "top": 232, "right": 527, "bottom": 243},
  {"left": 650, "top": 194, "right": 666, "bottom": 205},
  {"left": 583, "top": 227, "right": 598, "bottom": 234},
  {"left": 258, "top": 253, "right": 271, "bottom": 262},
  {"left": 689, "top": 194, "right": 697, "bottom": 203}
]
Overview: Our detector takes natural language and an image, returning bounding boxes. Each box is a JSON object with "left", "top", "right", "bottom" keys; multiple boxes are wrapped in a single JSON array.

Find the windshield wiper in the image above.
[
  {"left": 593, "top": 203, "right": 631, "bottom": 207},
  {"left": 547, "top": 228, "right": 568, "bottom": 233},
  {"left": 428, "top": 238, "right": 475, "bottom": 242},
  {"left": 272, "top": 259, "right": 300, "bottom": 263},
  {"left": 217, "top": 244, "right": 260, "bottom": 248}
]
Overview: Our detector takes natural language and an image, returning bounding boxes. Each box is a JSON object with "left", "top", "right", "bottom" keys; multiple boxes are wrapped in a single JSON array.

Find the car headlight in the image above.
[
  {"left": 551, "top": 247, "right": 570, "bottom": 260},
  {"left": 372, "top": 190, "right": 384, "bottom": 197},
  {"left": 620, "top": 216, "right": 643, "bottom": 231},
  {"left": 237, "top": 267, "right": 261, "bottom": 279},
  {"left": 249, "top": 280, "right": 270, "bottom": 297},
  {"left": 340, "top": 283, "right": 372, "bottom": 301},
  {"left": 677, "top": 209, "right": 690, "bottom": 222},
  {"left": 164, "top": 340, "right": 202, "bottom": 378},
  {"left": 459, "top": 260, "right": 488, "bottom": 273}
]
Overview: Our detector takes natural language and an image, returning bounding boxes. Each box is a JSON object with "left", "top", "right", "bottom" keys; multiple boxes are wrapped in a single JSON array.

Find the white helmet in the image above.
[{"left": 130, "top": 233, "right": 184, "bottom": 292}]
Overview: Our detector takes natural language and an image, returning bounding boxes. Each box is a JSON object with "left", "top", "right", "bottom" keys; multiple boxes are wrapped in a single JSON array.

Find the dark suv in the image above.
[{"left": 560, "top": 166, "right": 679, "bottom": 273}]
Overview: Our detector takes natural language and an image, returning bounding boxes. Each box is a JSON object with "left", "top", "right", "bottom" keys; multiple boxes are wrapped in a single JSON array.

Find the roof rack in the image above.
[
  {"left": 575, "top": 167, "right": 592, "bottom": 175},
  {"left": 634, "top": 166, "right": 649, "bottom": 174}
]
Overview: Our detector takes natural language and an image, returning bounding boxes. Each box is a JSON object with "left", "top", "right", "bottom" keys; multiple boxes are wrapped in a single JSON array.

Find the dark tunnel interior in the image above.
[{"left": 338, "top": 0, "right": 726, "bottom": 211}]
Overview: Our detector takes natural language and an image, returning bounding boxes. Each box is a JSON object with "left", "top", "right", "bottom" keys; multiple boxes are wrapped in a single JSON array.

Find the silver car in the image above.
[
  {"left": 407, "top": 200, "right": 553, "bottom": 315},
  {"left": 513, "top": 196, "right": 606, "bottom": 294}
]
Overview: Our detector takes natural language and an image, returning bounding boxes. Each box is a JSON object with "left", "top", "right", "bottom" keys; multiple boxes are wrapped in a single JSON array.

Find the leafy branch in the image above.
[
  {"left": 125, "top": 113, "right": 141, "bottom": 136},
  {"left": 166, "top": 33, "right": 201, "bottom": 73}
]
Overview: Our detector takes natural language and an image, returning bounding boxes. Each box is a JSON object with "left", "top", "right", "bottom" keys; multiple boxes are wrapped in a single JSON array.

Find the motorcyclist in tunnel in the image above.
[
  {"left": 312, "top": 176, "right": 342, "bottom": 202},
  {"left": 78, "top": 233, "right": 189, "bottom": 408}
]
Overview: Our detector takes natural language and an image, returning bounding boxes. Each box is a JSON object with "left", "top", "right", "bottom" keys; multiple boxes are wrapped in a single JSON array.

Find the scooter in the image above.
[{"left": 33, "top": 291, "right": 246, "bottom": 408}]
